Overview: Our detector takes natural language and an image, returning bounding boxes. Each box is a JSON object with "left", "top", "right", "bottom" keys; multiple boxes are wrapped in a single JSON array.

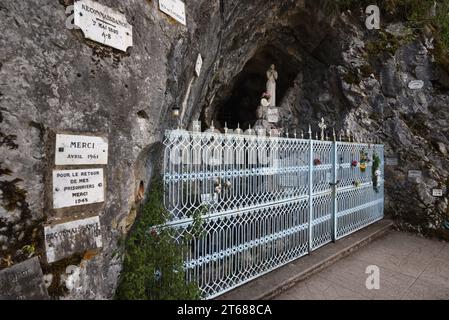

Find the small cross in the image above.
[{"left": 318, "top": 118, "right": 327, "bottom": 141}]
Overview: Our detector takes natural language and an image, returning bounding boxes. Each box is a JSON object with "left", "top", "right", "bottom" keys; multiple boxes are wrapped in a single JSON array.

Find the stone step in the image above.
[{"left": 216, "top": 219, "right": 394, "bottom": 300}]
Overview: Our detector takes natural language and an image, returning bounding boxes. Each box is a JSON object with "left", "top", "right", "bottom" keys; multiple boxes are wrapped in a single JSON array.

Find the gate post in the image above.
[
  {"left": 308, "top": 125, "right": 313, "bottom": 252},
  {"left": 332, "top": 132, "right": 338, "bottom": 242}
]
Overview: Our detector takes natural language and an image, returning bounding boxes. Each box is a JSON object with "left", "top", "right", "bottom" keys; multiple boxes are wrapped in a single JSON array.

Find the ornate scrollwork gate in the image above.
[{"left": 162, "top": 128, "right": 384, "bottom": 299}]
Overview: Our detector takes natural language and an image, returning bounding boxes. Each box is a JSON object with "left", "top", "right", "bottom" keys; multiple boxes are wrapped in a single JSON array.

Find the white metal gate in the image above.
[{"left": 162, "top": 128, "right": 384, "bottom": 299}]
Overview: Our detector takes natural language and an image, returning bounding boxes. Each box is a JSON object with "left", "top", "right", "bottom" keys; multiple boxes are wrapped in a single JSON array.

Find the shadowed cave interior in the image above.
[{"left": 212, "top": 45, "right": 302, "bottom": 130}]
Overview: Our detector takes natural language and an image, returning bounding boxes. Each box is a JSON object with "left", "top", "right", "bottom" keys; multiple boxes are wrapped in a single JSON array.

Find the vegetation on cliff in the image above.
[
  {"left": 334, "top": 0, "right": 449, "bottom": 71},
  {"left": 115, "top": 179, "right": 202, "bottom": 300}
]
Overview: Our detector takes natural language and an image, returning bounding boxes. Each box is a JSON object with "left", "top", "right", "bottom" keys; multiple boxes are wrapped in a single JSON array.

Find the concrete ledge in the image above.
[{"left": 216, "top": 219, "right": 394, "bottom": 300}]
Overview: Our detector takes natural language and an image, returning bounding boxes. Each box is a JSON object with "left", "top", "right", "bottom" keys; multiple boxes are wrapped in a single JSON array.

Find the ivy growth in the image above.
[
  {"left": 115, "top": 178, "right": 203, "bottom": 300},
  {"left": 372, "top": 153, "right": 381, "bottom": 193}
]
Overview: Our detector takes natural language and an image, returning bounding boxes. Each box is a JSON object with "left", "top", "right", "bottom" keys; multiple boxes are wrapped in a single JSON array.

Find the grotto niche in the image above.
[{"left": 209, "top": 45, "right": 302, "bottom": 131}]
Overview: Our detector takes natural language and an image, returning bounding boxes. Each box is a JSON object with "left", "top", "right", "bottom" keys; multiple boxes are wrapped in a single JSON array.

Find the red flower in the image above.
[
  {"left": 262, "top": 92, "right": 271, "bottom": 99},
  {"left": 351, "top": 160, "right": 358, "bottom": 167},
  {"left": 313, "top": 159, "right": 321, "bottom": 166},
  {"left": 150, "top": 228, "right": 159, "bottom": 239}
]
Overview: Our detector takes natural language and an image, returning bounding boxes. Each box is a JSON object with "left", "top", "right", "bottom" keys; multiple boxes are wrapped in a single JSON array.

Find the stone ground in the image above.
[{"left": 273, "top": 231, "right": 449, "bottom": 300}]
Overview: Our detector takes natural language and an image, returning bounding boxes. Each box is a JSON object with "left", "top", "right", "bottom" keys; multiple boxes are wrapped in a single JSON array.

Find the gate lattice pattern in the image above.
[{"left": 162, "top": 129, "right": 384, "bottom": 299}]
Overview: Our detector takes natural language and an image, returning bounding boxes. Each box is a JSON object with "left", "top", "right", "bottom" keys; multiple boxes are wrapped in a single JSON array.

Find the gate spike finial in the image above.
[
  {"left": 286, "top": 128, "right": 289, "bottom": 138},
  {"left": 224, "top": 122, "right": 228, "bottom": 134},
  {"left": 301, "top": 130, "right": 304, "bottom": 139},
  {"left": 333, "top": 128, "right": 336, "bottom": 141},
  {"left": 308, "top": 125, "right": 312, "bottom": 139},
  {"left": 326, "top": 132, "right": 329, "bottom": 141},
  {"left": 293, "top": 130, "right": 297, "bottom": 139},
  {"left": 316, "top": 132, "right": 318, "bottom": 140},
  {"left": 235, "top": 122, "right": 242, "bottom": 135},
  {"left": 247, "top": 124, "right": 253, "bottom": 136}
]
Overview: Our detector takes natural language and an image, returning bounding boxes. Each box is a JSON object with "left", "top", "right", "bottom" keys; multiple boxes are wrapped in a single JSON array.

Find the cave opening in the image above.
[{"left": 213, "top": 45, "right": 302, "bottom": 130}]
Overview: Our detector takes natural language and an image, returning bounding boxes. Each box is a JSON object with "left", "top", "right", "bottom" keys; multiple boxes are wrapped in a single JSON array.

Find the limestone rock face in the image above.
[{"left": 0, "top": 0, "right": 448, "bottom": 299}]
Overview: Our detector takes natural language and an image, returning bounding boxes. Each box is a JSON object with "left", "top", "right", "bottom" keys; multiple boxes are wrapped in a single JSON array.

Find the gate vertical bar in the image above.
[
  {"left": 308, "top": 125, "right": 313, "bottom": 251},
  {"left": 332, "top": 132, "right": 338, "bottom": 242}
]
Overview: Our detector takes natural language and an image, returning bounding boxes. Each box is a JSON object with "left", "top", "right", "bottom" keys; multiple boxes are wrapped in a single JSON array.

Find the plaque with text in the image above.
[
  {"left": 55, "top": 134, "right": 108, "bottom": 165},
  {"left": 45, "top": 216, "right": 103, "bottom": 263},
  {"left": 408, "top": 170, "right": 422, "bottom": 179},
  {"left": 0, "top": 257, "right": 49, "bottom": 300},
  {"left": 159, "top": 0, "right": 186, "bottom": 25},
  {"left": 408, "top": 80, "right": 424, "bottom": 90},
  {"left": 385, "top": 157, "right": 398, "bottom": 166},
  {"left": 267, "top": 108, "right": 279, "bottom": 123},
  {"left": 53, "top": 168, "right": 104, "bottom": 209},
  {"left": 201, "top": 193, "right": 218, "bottom": 204},
  {"left": 74, "top": 0, "right": 133, "bottom": 52},
  {"left": 432, "top": 189, "right": 443, "bottom": 197}
]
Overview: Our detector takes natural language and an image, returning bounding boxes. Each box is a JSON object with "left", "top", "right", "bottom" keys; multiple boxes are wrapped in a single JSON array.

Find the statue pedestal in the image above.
[{"left": 267, "top": 107, "right": 279, "bottom": 123}]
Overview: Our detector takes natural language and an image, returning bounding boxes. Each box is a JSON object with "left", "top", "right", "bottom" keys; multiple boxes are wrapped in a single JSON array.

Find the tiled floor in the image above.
[{"left": 274, "top": 231, "right": 449, "bottom": 300}]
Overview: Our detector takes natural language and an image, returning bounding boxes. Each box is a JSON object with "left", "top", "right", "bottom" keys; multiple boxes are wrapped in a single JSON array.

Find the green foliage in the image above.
[
  {"left": 343, "top": 69, "right": 361, "bottom": 84},
  {"left": 366, "top": 29, "right": 416, "bottom": 57},
  {"left": 433, "top": 1, "right": 449, "bottom": 73},
  {"left": 115, "top": 178, "right": 202, "bottom": 300},
  {"left": 336, "top": 0, "right": 449, "bottom": 71},
  {"left": 21, "top": 244, "right": 35, "bottom": 256},
  {"left": 372, "top": 153, "right": 381, "bottom": 193}
]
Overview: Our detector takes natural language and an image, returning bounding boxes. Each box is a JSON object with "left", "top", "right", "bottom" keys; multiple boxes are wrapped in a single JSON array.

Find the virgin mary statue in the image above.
[{"left": 266, "top": 64, "right": 278, "bottom": 107}]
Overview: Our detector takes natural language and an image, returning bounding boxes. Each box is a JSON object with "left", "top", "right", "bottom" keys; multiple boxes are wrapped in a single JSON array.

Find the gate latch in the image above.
[{"left": 329, "top": 180, "right": 340, "bottom": 187}]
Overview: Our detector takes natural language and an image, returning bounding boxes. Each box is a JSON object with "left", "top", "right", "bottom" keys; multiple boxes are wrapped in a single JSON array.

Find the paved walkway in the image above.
[{"left": 273, "top": 231, "right": 449, "bottom": 300}]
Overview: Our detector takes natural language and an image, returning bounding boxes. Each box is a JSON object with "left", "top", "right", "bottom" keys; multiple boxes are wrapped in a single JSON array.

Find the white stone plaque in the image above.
[
  {"left": 201, "top": 193, "right": 218, "bottom": 204},
  {"left": 408, "top": 170, "right": 422, "bottom": 179},
  {"left": 432, "top": 189, "right": 443, "bottom": 197},
  {"left": 195, "top": 54, "right": 202, "bottom": 77},
  {"left": 74, "top": 0, "right": 133, "bottom": 52},
  {"left": 55, "top": 134, "right": 108, "bottom": 165},
  {"left": 159, "top": 0, "right": 186, "bottom": 25},
  {"left": 408, "top": 80, "right": 424, "bottom": 90},
  {"left": 267, "top": 108, "right": 279, "bottom": 123},
  {"left": 0, "top": 257, "right": 49, "bottom": 300},
  {"left": 53, "top": 168, "right": 104, "bottom": 209},
  {"left": 44, "top": 216, "right": 103, "bottom": 263},
  {"left": 385, "top": 157, "right": 398, "bottom": 166}
]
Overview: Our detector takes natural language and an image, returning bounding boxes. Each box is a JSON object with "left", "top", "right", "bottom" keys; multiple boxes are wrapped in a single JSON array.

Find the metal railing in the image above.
[{"left": 162, "top": 128, "right": 384, "bottom": 299}]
